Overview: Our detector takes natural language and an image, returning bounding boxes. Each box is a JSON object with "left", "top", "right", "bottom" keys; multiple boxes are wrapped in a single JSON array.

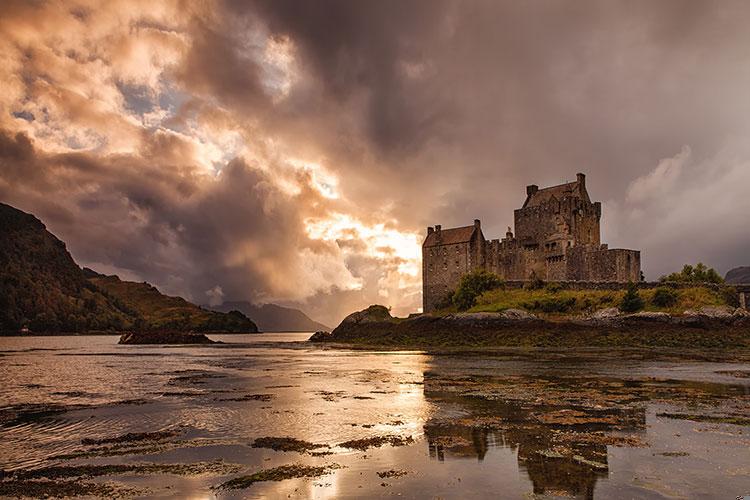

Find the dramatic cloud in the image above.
[{"left": 2, "top": 0, "right": 750, "bottom": 324}]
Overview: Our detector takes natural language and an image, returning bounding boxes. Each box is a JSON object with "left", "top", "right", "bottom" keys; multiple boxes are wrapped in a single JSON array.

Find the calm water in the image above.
[{"left": 1, "top": 334, "right": 749, "bottom": 499}]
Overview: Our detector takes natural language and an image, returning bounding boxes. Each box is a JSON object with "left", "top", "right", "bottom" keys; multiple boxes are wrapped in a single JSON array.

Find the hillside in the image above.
[
  {"left": 88, "top": 273, "right": 258, "bottom": 333},
  {"left": 0, "top": 202, "right": 258, "bottom": 334},
  {"left": 209, "top": 301, "right": 329, "bottom": 332},
  {"left": 726, "top": 267, "right": 750, "bottom": 284},
  {"left": 0, "top": 202, "right": 134, "bottom": 332}
]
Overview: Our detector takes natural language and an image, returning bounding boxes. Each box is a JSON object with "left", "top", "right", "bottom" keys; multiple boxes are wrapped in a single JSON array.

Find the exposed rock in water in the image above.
[
  {"left": 251, "top": 436, "right": 328, "bottom": 452},
  {"left": 118, "top": 331, "right": 218, "bottom": 345},
  {"left": 216, "top": 463, "right": 343, "bottom": 490},
  {"left": 309, "top": 331, "right": 332, "bottom": 342},
  {"left": 337, "top": 435, "right": 415, "bottom": 450}
]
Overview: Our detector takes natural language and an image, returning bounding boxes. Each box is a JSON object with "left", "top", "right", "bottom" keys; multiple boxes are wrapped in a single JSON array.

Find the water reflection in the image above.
[
  {"left": 419, "top": 354, "right": 748, "bottom": 499},
  {"left": 1, "top": 335, "right": 749, "bottom": 498}
]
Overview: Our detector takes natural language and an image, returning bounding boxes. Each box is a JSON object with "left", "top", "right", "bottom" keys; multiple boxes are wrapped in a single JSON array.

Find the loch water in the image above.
[{"left": 1, "top": 333, "right": 749, "bottom": 499}]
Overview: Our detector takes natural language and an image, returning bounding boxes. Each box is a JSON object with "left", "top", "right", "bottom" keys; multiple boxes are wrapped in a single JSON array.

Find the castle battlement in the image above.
[{"left": 422, "top": 173, "right": 641, "bottom": 312}]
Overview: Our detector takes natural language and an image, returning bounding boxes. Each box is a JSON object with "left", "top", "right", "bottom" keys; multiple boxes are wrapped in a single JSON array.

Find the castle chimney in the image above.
[
  {"left": 474, "top": 219, "right": 481, "bottom": 228},
  {"left": 526, "top": 184, "right": 538, "bottom": 196},
  {"left": 427, "top": 226, "right": 434, "bottom": 235},
  {"left": 435, "top": 225, "right": 441, "bottom": 233},
  {"left": 576, "top": 172, "right": 586, "bottom": 186}
]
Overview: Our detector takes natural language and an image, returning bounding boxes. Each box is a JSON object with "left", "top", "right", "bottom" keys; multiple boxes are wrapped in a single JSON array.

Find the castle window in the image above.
[{"left": 428, "top": 264, "right": 433, "bottom": 272}]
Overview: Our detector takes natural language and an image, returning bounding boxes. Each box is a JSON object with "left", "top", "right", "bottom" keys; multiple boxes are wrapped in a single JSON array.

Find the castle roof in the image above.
[
  {"left": 422, "top": 225, "right": 477, "bottom": 247},
  {"left": 523, "top": 177, "right": 590, "bottom": 208}
]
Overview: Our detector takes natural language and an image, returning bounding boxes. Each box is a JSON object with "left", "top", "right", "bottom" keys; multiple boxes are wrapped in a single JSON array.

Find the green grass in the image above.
[{"left": 461, "top": 286, "right": 729, "bottom": 317}]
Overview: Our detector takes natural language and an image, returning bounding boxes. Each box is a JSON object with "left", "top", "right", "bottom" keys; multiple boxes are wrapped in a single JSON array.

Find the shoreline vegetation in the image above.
[{"left": 312, "top": 274, "right": 750, "bottom": 355}]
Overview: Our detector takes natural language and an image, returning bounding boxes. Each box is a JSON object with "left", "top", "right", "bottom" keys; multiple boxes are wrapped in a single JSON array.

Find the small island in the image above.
[
  {"left": 316, "top": 268, "right": 750, "bottom": 352},
  {"left": 316, "top": 174, "right": 749, "bottom": 353}
]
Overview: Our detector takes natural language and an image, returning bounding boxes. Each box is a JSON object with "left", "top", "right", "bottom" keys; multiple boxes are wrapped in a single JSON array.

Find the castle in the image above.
[{"left": 422, "top": 173, "right": 641, "bottom": 312}]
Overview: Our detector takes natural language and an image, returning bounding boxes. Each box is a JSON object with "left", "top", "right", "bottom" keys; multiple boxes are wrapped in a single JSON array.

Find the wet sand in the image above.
[{"left": 1, "top": 333, "right": 749, "bottom": 498}]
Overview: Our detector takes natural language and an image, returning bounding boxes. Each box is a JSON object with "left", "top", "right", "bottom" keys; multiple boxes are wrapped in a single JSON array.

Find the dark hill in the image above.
[
  {"left": 209, "top": 301, "right": 329, "bottom": 332},
  {"left": 0, "top": 202, "right": 133, "bottom": 332},
  {"left": 726, "top": 267, "right": 750, "bottom": 284},
  {"left": 89, "top": 273, "right": 258, "bottom": 333},
  {"left": 0, "top": 202, "right": 257, "bottom": 334}
]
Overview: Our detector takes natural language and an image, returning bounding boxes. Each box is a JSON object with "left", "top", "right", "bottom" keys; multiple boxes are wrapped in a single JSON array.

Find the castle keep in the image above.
[{"left": 422, "top": 173, "right": 641, "bottom": 312}]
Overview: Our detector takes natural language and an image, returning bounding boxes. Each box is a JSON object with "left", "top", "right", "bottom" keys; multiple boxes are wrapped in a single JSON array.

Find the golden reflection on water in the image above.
[{"left": 1, "top": 334, "right": 749, "bottom": 499}]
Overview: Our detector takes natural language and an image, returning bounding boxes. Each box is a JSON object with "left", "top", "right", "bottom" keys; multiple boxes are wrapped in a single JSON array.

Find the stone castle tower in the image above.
[{"left": 422, "top": 173, "right": 641, "bottom": 312}]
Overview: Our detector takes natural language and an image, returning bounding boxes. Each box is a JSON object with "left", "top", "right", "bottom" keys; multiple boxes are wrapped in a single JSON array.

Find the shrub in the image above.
[
  {"left": 452, "top": 270, "right": 504, "bottom": 311},
  {"left": 524, "top": 271, "right": 545, "bottom": 290},
  {"left": 719, "top": 285, "right": 740, "bottom": 308},
  {"left": 529, "top": 296, "right": 576, "bottom": 313},
  {"left": 544, "top": 282, "right": 562, "bottom": 293},
  {"left": 660, "top": 263, "right": 724, "bottom": 284},
  {"left": 620, "top": 282, "right": 645, "bottom": 313},
  {"left": 652, "top": 287, "right": 678, "bottom": 308}
]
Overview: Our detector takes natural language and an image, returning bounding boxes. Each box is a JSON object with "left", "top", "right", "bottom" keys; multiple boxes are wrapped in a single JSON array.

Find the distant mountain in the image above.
[
  {"left": 209, "top": 301, "right": 330, "bottom": 332},
  {"left": 0, "top": 202, "right": 257, "bottom": 334},
  {"left": 726, "top": 266, "right": 750, "bottom": 284}
]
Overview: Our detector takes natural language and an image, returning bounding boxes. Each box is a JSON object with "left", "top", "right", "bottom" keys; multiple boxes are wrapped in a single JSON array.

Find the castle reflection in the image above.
[{"left": 421, "top": 363, "right": 647, "bottom": 499}]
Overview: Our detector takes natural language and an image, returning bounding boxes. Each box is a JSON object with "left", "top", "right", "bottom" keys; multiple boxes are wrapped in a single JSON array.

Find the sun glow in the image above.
[{"left": 305, "top": 212, "right": 421, "bottom": 276}]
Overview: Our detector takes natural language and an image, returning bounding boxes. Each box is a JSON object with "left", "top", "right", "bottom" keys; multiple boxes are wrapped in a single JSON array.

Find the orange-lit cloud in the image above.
[{"left": 3, "top": 0, "right": 750, "bottom": 325}]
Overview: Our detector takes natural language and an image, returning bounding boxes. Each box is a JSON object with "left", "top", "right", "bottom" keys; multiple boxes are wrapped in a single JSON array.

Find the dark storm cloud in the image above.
[
  {"left": 0, "top": 128, "right": 355, "bottom": 311},
  {"left": 229, "top": 0, "right": 750, "bottom": 275},
  {"left": 2, "top": 0, "right": 750, "bottom": 325}
]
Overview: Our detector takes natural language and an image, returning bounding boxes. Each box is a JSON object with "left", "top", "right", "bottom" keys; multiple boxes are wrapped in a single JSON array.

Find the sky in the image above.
[{"left": 2, "top": 0, "right": 750, "bottom": 326}]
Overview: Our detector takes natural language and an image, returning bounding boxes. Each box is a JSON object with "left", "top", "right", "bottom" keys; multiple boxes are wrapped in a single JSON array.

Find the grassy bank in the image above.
[{"left": 437, "top": 285, "right": 734, "bottom": 318}]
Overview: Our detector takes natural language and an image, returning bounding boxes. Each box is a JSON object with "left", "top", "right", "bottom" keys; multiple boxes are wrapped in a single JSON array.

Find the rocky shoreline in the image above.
[{"left": 311, "top": 305, "right": 750, "bottom": 350}]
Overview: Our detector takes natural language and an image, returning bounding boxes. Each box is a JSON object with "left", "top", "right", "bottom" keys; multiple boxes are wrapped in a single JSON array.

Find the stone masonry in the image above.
[{"left": 422, "top": 173, "right": 641, "bottom": 312}]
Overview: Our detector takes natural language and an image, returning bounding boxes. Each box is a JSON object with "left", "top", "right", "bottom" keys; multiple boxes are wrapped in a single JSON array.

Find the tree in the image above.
[
  {"left": 452, "top": 270, "right": 504, "bottom": 311},
  {"left": 660, "top": 263, "right": 724, "bottom": 284},
  {"left": 620, "top": 282, "right": 645, "bottom": 313},
  {"left": 652, "top": 287, "right": 678, "bottom": 307}
]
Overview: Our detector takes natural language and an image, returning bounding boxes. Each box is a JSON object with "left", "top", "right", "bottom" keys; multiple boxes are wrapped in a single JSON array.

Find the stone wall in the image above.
[
  {"left": 498, "top": 280, "right": 727, "bottom": 291},
  {"left": 422, "top": 233, "right": 484, "bottom": 312},
  {"left": 422, "top": 174, "right": 642, "bottom": 312}
]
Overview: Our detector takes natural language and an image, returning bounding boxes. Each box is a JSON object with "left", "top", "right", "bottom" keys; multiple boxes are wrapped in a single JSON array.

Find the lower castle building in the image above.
[{"left": 422, "top": 173, "right": 641, "bottom": 312}]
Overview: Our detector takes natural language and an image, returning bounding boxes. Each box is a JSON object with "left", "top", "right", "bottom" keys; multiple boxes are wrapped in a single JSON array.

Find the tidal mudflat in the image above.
[{"left": 1, "top": 334, "right": 749, "bottom": 498}]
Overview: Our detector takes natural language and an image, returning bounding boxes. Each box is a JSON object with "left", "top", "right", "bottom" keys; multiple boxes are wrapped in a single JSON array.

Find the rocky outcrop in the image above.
[
  {"left": 340, "top": 305, "right": 393, "bottom": 325},
  {"left": 118, "top": 331, "right": 219, "bottom": 345},
  {"left": 308, "top": 331, "right": 332, "bottom": 342},
  {"left": 320, "top": 305, "right": 750, "bottom": 349}
]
